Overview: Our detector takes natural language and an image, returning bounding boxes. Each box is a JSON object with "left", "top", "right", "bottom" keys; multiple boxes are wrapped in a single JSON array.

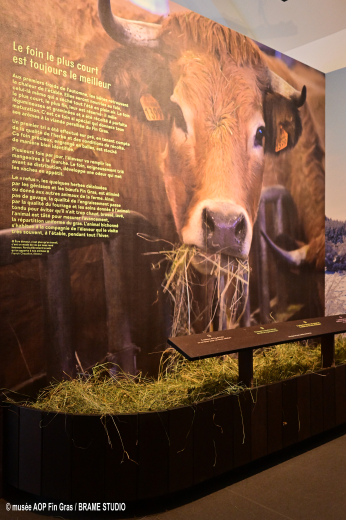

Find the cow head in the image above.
[{"left": 99, "top": 1, "right": 306, "bottom": 269}]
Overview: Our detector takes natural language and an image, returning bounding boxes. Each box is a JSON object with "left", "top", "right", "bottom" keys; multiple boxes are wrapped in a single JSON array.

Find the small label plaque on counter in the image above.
[
  {"left": 296, "top": 321, "right": 321, "bottom": 329},
  {"left": 197, "top": 334, "right": 232, "bottom": 345},
  {"left": 254, "top": 327, "right": 279, "bottom": 335}
]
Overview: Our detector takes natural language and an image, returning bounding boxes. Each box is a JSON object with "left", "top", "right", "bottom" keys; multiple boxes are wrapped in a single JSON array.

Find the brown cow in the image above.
[
  {"left": 100, "top": 2, "right": 305, "bottom": 257},
  {"left": 98, "top": 1, "right": 323, "bottom": 317}
]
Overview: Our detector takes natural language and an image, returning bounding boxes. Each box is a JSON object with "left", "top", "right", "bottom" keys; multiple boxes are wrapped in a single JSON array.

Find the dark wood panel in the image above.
[
  {"left": 282, "top": 378, "right": 299, "bottom": 448},
  {"left": 0, "top": 406, "right": 3, "bottom": 497},
  {"left": 322, "top": 368, "right": 336, "bottom": 431},
  {"left": 310, "top": 372, "right": 324, "bottom": 435},
  {"left": 297, "top": 374, "right": 311, "bottom": 441},
  {"left": 251, "top": 386, "right": 267, "bottom": 461},
  {"left": 335, "top": 364, "right": 346, "bottom": 426},
  {"left": 41, "top": 412, "right": 72, "bottom": 500},
  {"left": 321, "top": 334, "right": 335, "bottom": 368},
  {"left": 18, "top": 407, "right": 42, "bottom": 495},
  {"left": 238, "top": 349, "right": 253, "bottom": 387},
  {"left": 212, "top": 396, "right": 233, "bottom": 476},
  {"left": 137, "top": 411, "right": 169, "bottom": 500},
  {"left": 39, "top": 251, "right": 75, "bottom": 381},
  {"left": 71, "top": 415, "right": 106, "bottom": 501},
  {"left": 193, "top": 400, "right": 215, "bottom": 484},
  {"left": 168, "top": 406, "right": 194, "bottom": 493},
  {"left": 267, "top": 382, "right": 283, "bottom": 454},
  {"left": 169, "top": 315, "right": 346, "bottom": 360},
  {"left": 3, "top": 405, "right": 19, "bottom": 489},
  {"left": 104, "top": 414, "right": 138, "bottom": 502},
  {"left": 233, "top": 391, "right": 252, "bottom": 467}
]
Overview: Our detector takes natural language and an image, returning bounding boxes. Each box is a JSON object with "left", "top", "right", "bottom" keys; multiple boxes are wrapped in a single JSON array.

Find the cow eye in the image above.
[
  {"left": 254, "top": 126, "right": 266, "bottom": 147},
  {"left": 170, "top": 101, "right": 188, "bottom": 134}
]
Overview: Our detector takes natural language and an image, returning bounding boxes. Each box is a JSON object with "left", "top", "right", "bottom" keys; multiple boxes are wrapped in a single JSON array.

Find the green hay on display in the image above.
[
  {"left": 7, "top": 336, "right": 346, "bottom": 415},
  {"left": 5, "top": 242, "right": 346, "bottom": 416}
]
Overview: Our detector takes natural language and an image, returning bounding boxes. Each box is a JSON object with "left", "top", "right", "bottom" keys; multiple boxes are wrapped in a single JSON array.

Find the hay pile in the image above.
[
  {"left": 6, "top": 242, "right": 346, "bottom": 415},
  {"left": 12, "top": 336, "right": 346, "bottom": 415}
]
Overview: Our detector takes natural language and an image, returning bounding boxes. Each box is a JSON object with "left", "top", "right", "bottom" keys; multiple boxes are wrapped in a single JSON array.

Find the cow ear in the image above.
[
  {"left": 263, "top": 92, "right": 303, "bottom": 154},
  {"left": 102, "top": 47, "right": 173, "bottom": 131}
]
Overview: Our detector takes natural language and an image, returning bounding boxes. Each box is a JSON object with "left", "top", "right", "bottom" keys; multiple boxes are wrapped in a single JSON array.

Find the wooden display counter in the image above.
[
  {"left": 2, "top": 315, "right": 346, "bottom": 502},
  {"left": 168, "top": 314, "right": 346, "bottom": 386}
]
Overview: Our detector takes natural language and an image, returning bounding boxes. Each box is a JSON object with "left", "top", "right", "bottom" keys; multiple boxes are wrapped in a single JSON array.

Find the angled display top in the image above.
[{"left": 168, "top": 314, "right": 346, "bottom": 360}]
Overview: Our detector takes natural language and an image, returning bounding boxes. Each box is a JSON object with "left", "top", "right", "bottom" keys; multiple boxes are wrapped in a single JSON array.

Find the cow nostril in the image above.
[
  {"left": 235, "top": 216, "right": 246, "bottom": 242},
  {"left": 200, "top": 207, "right": 248, "bottom": 256},
  {"left": 202, "top": 208, "right": 215, "bottom": 234}
]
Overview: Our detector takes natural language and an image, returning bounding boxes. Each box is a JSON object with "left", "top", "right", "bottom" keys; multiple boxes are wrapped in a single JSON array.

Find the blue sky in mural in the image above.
[{"left": 131, "top": 0, "right": 169, "bottom": 15}]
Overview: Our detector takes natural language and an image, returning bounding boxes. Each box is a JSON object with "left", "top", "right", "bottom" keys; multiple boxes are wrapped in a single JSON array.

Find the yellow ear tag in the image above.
[
  {"left": 140, "top": 94, "right": 164, "bottom": 121},
  {"left": 275, "top": 124, "right": 288, "bottom": 152}
]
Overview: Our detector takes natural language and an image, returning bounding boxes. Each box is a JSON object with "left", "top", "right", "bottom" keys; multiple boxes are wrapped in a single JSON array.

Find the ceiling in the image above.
[{"left": 173, "top": 0, "right": 346, "bottom": 73}]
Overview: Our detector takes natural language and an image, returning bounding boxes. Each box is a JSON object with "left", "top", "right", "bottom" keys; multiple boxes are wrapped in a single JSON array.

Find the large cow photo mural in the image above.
[{"left": 0, "top": 0, "right": 325, "bottom": 389}]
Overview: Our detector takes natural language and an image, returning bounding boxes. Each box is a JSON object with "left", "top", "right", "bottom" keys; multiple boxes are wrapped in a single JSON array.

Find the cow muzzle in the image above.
[{"left": 182, "top": 201, "right": 252, "bottom": 260}]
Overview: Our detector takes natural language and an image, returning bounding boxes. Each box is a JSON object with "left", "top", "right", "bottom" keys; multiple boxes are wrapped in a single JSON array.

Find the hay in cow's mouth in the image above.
[
  {"left": 166, "top": 247, "right": 249, "bottom": 336},
  {"left": 139, "top": 237, "right": 249, "bottom": 336}
]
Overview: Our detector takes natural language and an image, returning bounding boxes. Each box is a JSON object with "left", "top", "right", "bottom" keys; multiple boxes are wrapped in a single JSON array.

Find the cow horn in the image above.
[
  {"left": 98, "top": 0, "right": 161, "bottom": 48},
  {"left": 269, "top": 71, "right": 306, "bottom": 107},
  {"left": 261, "top": 230, "right": 309, "bottom": 267}
]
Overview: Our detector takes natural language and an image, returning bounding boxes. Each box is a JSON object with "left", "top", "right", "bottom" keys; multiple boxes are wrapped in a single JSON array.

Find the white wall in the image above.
[{"left": 326, "top": 67, "right": 346, "bottom": 220}]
